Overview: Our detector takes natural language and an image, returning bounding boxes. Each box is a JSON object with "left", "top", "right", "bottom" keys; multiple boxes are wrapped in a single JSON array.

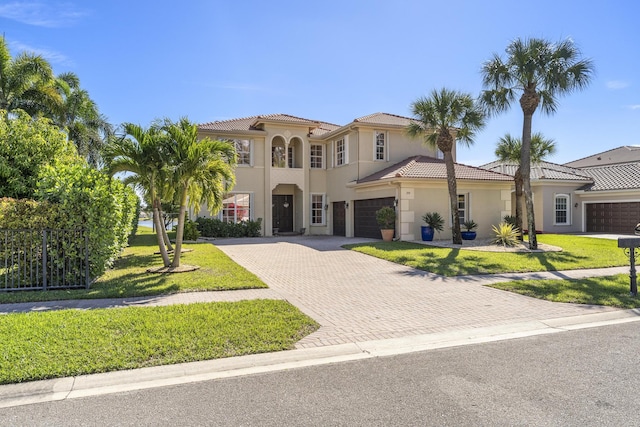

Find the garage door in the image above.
[
  {"left": 586, "top": 202, "right": 640, "bottom": 233},
  {"left": 354, "top": 197, "right": 395, "bottom": 239}
]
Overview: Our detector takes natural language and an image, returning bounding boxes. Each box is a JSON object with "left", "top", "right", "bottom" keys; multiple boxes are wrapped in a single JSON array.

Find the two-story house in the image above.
[{"left": 197, "top": 112, "right": 514, "bottom": 240}]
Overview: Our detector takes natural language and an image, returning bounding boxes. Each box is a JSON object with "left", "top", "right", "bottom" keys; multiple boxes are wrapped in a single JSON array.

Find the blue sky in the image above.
[{"left": 1, "top": 0, "right": 638, "bottom": 165}]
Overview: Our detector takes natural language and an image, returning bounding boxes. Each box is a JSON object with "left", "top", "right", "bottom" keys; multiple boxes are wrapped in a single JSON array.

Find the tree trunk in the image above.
[
  {"left": 514, "top": 169, "right": 524, "bottom": 241},
  {"left": 520, "top": 87, "right": 539, "bottom": 250},
  {"left": 443, "top": 147, "right": 461, "bottom": 245},
  {"left": 158, "top": 208, "right": 174, "bottom": 252},
  {"left": 170, "top": 188, "right": 188, "bottom": 268},
  {"left": 152, "top": 199, "right": 171, "bottom": 267}
]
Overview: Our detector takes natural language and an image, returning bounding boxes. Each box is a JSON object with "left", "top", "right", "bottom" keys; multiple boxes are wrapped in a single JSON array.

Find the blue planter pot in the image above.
[
  {"left": 421, "top": 226, "right": 435, "bottom": 241},
  {"left": 461, "top": 231, "right": 477, "bottom": 240}
]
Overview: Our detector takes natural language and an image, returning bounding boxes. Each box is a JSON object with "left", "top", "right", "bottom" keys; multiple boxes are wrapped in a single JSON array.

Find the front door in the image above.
[
  {"left": 272, "top": 195, "right": 293, "bottom": 232},
  {"left": 333, "top": 202, "right": 346, "bottom": 236}
]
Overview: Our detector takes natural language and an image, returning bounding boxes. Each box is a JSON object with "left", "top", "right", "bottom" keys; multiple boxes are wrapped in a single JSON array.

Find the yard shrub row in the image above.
[{"left": 195, "top": 217, "right": 262, "bottom": 238}]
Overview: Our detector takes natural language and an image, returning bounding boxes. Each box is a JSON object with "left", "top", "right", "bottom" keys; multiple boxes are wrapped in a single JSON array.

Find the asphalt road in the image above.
[{"left": 3, "top": 322, "right": 640, "bottom": 426}]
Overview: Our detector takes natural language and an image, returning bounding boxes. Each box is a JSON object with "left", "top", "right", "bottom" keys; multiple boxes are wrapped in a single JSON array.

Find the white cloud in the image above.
[
  {"left": 8, "top": 41, "right": 73, "bottom": 66},
  {"left": 0, "top": 2, "right": 87, "bottom": 27},
  {"left": 606, "top": 80, "right": 630, "bottom": 90},
  {"left": 629, "top": 105, "right": 640, "bottom": 110}
]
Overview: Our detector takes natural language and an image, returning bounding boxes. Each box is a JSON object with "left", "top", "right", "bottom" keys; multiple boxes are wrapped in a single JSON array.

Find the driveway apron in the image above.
[{"left": 214, "top": 236, "right": 617, "bottom": 349}]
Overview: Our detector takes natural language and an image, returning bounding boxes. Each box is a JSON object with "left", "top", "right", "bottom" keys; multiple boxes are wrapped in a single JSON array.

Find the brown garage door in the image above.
[
  {"left": 586, "top": 202, "right": 640, "bottom": 233},
  {"left": 354, "top": 197, "right": 395, "bottom": 239}
]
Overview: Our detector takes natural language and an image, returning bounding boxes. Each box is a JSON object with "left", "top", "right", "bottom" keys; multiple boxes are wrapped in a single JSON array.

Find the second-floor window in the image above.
[
  {"left": 234, "top": 139, "right": 252, "bottom": 166},
  {"left": 375, "top": 131, "right": 386, "bottom": 161},
  {"left": 336, "top": 138, "right": 346, "bottom": 166},
  {"left": 310, "top": 144, "right": 323, "bottom": 169}
]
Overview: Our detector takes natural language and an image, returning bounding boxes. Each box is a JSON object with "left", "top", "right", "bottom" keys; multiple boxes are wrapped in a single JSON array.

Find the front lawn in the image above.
[
  {"left": 0, "top": 300, "right": 319, "bottom": 384},
  {"left": 0, "top": 227, "right": 267, "bottom": 304},
  {"left": 345, "top": 234, "right": 628, "bottom": 276},
  {"left": 488, "top": 274, "right": 640, "bottom": 309}
]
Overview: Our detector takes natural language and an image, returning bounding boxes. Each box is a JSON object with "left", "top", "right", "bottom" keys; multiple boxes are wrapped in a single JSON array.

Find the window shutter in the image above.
[{"left": 344, "top": 134, "right": 349, "bottom": 164}]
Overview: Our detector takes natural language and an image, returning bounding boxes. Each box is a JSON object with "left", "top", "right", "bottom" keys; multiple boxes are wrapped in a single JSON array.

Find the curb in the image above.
[{"left": 2, "top": 308, "right": 639, "bottom": 409}]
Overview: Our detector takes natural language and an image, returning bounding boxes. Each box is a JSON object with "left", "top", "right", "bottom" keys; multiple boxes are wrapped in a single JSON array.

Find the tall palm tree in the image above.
[
  {"left": 0, "top": 36, "right": 60, "bottom": 116},
  {"left": 50, "top": 72, "right": 113, "bottom": 167},
  {"left": 495, "top": 132, "right": 556, "bottom": 240},
  {"left": 407, "top": 88, "right": 486, "bottom": 244},
  {"left": 481, "top": 37, "right": 594, "bottom": 249},
  {"left": 103, "top": 123, "right": 172, "bottom": 267},
  {"left": 162, "top": 118, "right": 236, "bottom": 268}
]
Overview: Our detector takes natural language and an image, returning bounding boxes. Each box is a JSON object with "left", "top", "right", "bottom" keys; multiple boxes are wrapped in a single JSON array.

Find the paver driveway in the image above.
[{"left": 214, "top": 236, "right": 618, "bottom": 348}]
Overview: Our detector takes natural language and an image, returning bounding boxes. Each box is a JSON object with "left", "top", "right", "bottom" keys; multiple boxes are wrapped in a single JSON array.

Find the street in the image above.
[{"left": 3, "top": 321, "right": 640, "bottom": 426}]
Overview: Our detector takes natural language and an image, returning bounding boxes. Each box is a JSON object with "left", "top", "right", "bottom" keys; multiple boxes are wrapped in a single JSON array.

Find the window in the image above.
[
  {"left": 375, "top": 131, "right": 386, "bottom": 161},
  {"left": 335, "top": 138, "right": 345, "bottom": 166},
  {"left": 221, "top": 193, "right": 251, "bottom": 222},
  {"left": 233, "top": 139, "right": 252, "bottom": 166},
  {"left": 310, "top": 144, "right": 323, "bottom": 169},
  {"left": 555, "top": 194, "right": 570, "bottom": 225},
  {"left": 288, "top": 146, "right": 294, "bottom": 168},
  {"left": 311, "top": 194, "right": 326, "bottom": 225},
  {"left": 457, "top": 194, "right": 467, "bottom": 224},
  {"left": 436, "top": 149, "right": 444, "bottom": 160}
]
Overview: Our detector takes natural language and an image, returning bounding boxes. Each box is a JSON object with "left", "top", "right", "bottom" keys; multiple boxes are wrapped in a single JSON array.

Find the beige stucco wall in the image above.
[{"left": 404, "top": 181, "right": 511, "bottom": 241}]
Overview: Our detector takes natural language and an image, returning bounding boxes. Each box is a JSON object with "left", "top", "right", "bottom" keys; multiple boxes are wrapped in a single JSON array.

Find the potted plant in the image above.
[
  {"left": 375, "top": 206, "right": 396, "bottom": 242},
  {"left": 421, "top": 212, "right": 444, "bottom": 241},
  {"left": 461, "top": 220, "right": 478, "bottom": 240}
]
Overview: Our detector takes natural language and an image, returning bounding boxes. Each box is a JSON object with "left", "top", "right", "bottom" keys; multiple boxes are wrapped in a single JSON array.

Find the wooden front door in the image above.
[{"left": 272, "top": 195, "right": 293, "bottom": 232}]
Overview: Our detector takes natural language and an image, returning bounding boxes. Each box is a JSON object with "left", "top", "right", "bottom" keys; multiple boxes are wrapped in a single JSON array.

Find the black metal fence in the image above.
[{"left": 0, "top": 229, "right": 90, "bottom": 292}]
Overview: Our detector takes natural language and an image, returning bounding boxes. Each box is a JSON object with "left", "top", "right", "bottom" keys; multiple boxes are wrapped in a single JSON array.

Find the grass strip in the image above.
[
  {"left": 0, "top": 300, "right": 319, "bottom": 384},
  {"left": 0, "top": 227, "right": 267, "bottom": 303},
  {"left": 488, "top": 274, "right": 640, "bottom": 309},
  {"left": 344, "top": 234, "right": 628, "bottom": 276}
]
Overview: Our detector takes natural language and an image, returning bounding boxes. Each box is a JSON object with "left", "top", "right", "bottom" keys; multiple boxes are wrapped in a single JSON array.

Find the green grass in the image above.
[
  {"left": 0, "top": 300, "right": 319, "bottom": 384},
  {"left": 0, "top": 227, "right": 267, "bottom": 303},
  {"left": 488, "top": 274, "right": 640, "bottom": 309},
  {"left": 345, "top": 234, "right": 628, "bottom": 276}
]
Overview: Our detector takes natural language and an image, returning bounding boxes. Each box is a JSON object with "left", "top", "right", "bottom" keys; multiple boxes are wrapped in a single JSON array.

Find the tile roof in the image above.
[
  {"left": 480, "top": 160, "right": 592, "bottom": 181},
  {"left": 353, "top": 112, "right": 415, "bottom": 126},
  {"left": 199, "top": 114, "right": 338, "bottom": 132},
  {"left": 578, "top": 163, "right": 640, "bottom": 191},
  {"left": 358, "top": 156, "right": 513, "bottom": 184},
  {"left": 564, "top": 145, "right": 640, "bottom": 168}
]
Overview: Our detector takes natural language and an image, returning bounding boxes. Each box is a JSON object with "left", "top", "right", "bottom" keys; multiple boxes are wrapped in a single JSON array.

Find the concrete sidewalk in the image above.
[{"left": 0, "top": 235, "right": 637, "bottom": 408}]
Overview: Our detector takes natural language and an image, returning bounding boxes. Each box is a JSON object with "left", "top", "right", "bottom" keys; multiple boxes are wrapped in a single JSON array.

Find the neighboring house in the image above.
[
  {"left": 481, "top": 145, "right": 640, "bottom": 234},
  {"left": 196, "top": 113, "right": 513, "bottom": 240}
]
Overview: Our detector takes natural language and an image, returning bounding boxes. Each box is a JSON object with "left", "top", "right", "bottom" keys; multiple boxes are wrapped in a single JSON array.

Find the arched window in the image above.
[{"left": 554, "top": 194, "right": 570, "bottom": 225}]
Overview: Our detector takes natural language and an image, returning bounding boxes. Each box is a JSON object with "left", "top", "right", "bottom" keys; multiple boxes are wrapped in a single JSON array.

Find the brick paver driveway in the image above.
[{"left": 214, "top": 236, "right": 616, "bottom": 348}]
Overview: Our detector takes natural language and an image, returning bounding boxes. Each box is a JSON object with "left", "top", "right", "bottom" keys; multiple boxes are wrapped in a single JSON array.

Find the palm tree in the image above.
[
  {"left": 51, "top": 72, "right": 113, "bottom": 167},
  {"left": 481, "top": 37, "right": 594, "bottom": 249},
  {"left": 103, "top": 123, "right": 172, "bottom": 267},
  {"left": 495, "top": 133, "right": 556, "bottom": 240},
  {"left": 0, "top": 36, "right": 60, "bottom": 116},
  {"left": 162, "top": 117, "right": 236, "bottom": 268},
  {"left": 407, "top": 88, "right": 486, "bottom": 244}
]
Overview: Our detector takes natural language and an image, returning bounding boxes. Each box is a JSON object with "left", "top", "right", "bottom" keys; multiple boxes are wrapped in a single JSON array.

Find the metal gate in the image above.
[{"left": 1, "top": 229, "right": 90, "bottom": 291}]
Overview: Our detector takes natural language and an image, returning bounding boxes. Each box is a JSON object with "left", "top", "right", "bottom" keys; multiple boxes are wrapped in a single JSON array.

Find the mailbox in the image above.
[{"left": 618, "top": 237, "right": 640, "bottom": 296}]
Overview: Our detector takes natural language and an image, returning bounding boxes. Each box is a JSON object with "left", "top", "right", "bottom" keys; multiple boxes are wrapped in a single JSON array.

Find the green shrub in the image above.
[
  {"left": 503, "top": 215, "right": 517, "bottom": 228},
  {"left": 375, "top": 206, "right": 396, "bottom": 229},
  {"left": 195, "top": 217, "right": 262, "bottom": 238},
  {"left": 183, "top": 219, "right": 201, "bottom": 241},
  {"left": 491, "top": 222, "right": 520, "bottom": 247},
  {"left": 36, "top": 163, "right": 137, "bottom": 278},
  {"left": 0, "top": 198, "right": 60, "bottom": 229},
  {"left": 422, "top": 212, "right": 445, "bottom": 232}
]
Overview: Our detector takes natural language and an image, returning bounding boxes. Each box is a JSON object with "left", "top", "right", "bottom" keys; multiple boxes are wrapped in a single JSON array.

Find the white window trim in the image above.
[
  {"left": 310, "top": 193, "right": 326, "bottom": 226},
  {"left": 310, "top": 144, "right": 324, "bottom": 169},
  {"left": 232, "top": 138, "right": 253, "bottom": 167},
  {"left": 219, "top": 192, "right": 253, "bottom": 222},
  {"left": 450, "top": 193, "right": 469, "bottom": 226},
  {"left": 554, "top": 193, "right": 571, "bottom": 225},
  {"left": 374, "top": 130, "right": 387, "bottom": 161},
  {"left": 334, "top": 135, "right": 349, "bottom": 167}
]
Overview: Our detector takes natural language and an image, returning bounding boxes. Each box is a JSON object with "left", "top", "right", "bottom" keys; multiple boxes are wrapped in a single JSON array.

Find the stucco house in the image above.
[
  {"left": 481, "top": 145, "right": 640, "bottom": 234},
  {"left": 196, "top": 113, "right": 513, "bottom": 240}
]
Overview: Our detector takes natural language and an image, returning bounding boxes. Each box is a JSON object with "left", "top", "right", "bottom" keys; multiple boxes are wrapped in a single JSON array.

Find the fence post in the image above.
[{"left": 42, "top": 229, "right": 47, "bottom": 290}]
